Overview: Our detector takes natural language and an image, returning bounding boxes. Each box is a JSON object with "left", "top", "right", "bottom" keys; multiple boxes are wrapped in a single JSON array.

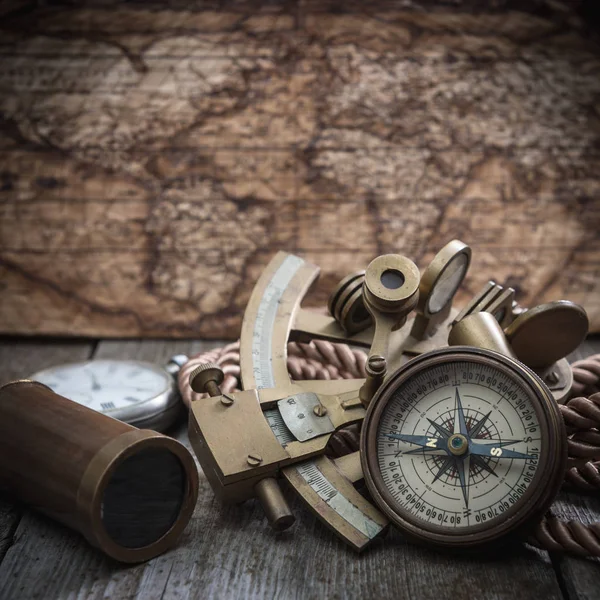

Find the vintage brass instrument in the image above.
[
  {"left": 0, "top": 380, "right": 199, "bottom": 563},
  {"left": 187, "top": 241, "right": 589, "bottom": 551}
]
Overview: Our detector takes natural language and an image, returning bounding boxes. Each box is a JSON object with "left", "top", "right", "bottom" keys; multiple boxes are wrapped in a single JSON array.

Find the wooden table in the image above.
[{"left": 0, "top": 337, "right": 599, "bottom": 599}]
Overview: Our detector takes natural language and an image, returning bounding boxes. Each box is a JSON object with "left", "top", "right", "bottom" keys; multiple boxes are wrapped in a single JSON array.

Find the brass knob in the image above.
[
  {"left": 254, "top": 477, "right": 295, "bottom": 531},
  {"left": 363, "top": 254, "right": 420, "bottom": 320},
  {"left": 189, "top": 363, "right": 225, "bottom": 396},
  {"left": 328, "top": 270, "right": 371, "bottom": 333}
]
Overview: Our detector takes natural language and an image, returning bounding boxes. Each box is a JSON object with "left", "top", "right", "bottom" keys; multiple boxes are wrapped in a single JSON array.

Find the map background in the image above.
[{"left": 0, "top": 0, "right": 599, "bottom": 338}]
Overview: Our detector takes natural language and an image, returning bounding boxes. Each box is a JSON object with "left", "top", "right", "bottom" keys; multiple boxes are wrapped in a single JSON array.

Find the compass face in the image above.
[{"left": 362, "top": 347, "right": 566, "bottom": 547}]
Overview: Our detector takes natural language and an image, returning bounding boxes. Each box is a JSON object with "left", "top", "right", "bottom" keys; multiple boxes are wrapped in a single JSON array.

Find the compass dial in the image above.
[{"left": 361, "top": 347, "right": 566, "bottom": 549}]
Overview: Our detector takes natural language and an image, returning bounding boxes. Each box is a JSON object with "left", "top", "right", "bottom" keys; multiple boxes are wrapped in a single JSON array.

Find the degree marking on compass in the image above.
[{"left": 464, "top": 393, "right": 515, "bottom": 437}]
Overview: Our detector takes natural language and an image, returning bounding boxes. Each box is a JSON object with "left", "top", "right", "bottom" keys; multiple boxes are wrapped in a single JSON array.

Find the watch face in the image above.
[{"left": 31, "top": 360, "right": 172, "bottom": 417}]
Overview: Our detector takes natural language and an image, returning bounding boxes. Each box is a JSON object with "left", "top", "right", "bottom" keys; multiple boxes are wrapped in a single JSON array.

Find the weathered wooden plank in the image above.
[
  {"left": 0, "top": 4, "right": 599, "bottom": 338},
  {"left": 0, "top": 338, "right": 94, "bottom": 566},
  {"left": 0, "top": 454, "right": 565, "bottom": 600},
  {"left": 0, "top": 338, "right": 566, "bottom": 600},
  {"left": 551, "top": 491, "right": 600, "bottom": 600},
  {"left": 0, "top": 337, "right": 94, "bottom": 386}
]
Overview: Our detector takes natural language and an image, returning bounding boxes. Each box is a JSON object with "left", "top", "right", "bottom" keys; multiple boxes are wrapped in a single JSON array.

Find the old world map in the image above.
[{"left": 0, "top": 1, "right": 599, "bottom": 337}]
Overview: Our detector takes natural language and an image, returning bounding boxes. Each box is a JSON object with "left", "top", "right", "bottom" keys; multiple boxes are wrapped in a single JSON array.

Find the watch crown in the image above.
[{"left": 165, "top": 354, "right": 189, "bottom": 376}]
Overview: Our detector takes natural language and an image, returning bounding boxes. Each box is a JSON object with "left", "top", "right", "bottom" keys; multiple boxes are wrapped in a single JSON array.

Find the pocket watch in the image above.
[{"left": 30, "top": 355, "right": 188, "bottom": 432}]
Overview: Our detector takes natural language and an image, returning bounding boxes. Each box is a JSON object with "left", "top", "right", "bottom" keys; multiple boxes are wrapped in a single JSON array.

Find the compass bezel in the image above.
[{"left": 361, "top": 346, "right": 567, "bottom": 549}]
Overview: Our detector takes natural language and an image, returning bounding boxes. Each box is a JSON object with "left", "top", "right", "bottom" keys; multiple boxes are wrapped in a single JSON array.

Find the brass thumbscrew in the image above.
[{"left": 189, "top": 363, "right": 235, "bottom": 406}]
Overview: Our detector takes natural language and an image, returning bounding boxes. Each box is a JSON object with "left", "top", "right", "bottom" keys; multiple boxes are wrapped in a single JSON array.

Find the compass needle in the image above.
[
  {"left": 453, "top": 389, "right": 468, "bottom": 436},
  {"left": 468, "top": 411, "right": 491, "bottom": 438},
  {"left": 469, "top": 443, "right": 534, "bottom": 460},
  {"left": 404, "top": 447, "right": 447, "bottom": 456},
  {"left": 456, "top": 456, "right": 470, "bottom": 508},
  {"left": 432, "top": 457, "right": 454, "bottom": 483}
]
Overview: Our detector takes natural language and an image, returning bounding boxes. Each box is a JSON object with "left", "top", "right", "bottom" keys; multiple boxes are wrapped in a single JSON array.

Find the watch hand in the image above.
[
  {"left": 427, "top": 418, "right": 452, "bottom": 439},
  {"left": 469, "top": 442, "right": 534, "bottom": 460},
  {"left": 86, "top": 369, "right": 101, "bottom": 391},
  {"left": 386, "top": 433, "right": 445, "bottom": 450},
  {"left": 468, "top": 411, "right": 491, "bottom": 438},
  {"left": 471, "top": 454, "right": 498, "bottom": 478},
  {"left": 455, "top": 455, "right": 470, "bottom": 508},
  {"left": 453, "top": 389, "right": 468, "bottom": 436},
  {"left": 432, "top": 456, "right": 454, "bottom": 482}
]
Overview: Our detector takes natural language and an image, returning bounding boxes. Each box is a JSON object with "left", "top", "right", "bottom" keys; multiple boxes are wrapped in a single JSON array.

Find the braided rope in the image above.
[
  {"left": 571, "top": 355, "right": 600, "bottom": 397},
  {"left": 564, "top": 461, "right": 600, "bottom": 491},
  {"left": 561, "top": 393, "right": 600, "bottom": 432},
  {"left": 179, "top": 341, "right": 600, "bottom": 557},
  {"left": 178, "top": 340, "right": 367, "bottom": 408},
  {"left": 530, "top": 513, "right": 600, "bottom": 557}
]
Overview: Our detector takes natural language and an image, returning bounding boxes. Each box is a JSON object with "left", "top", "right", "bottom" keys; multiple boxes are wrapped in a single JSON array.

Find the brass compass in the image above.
[{"left": 361, "top": 344, "right": 565, "bottom": 549}]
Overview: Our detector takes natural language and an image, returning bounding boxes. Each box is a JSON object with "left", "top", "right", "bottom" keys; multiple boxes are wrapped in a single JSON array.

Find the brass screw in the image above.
[
  {"left": 366, "top": 355, "right": 387, "bottom": 377},
  {"left": 247, "top": 454, "right": 263, "bottom": 467},
  {"left": 360, "top": 354, "right": 387, "bottom": 408},
  {"left": 313, "top": 404, "right": 328, "bottom": 417},
  {"left": 221, "top": 394, "right": 235, "bottom": 406}
]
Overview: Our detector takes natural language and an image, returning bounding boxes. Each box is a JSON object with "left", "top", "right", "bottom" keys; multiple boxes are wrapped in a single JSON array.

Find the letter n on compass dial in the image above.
[{"left": 361, "top": 348, "right": 566, "bottom": 549}]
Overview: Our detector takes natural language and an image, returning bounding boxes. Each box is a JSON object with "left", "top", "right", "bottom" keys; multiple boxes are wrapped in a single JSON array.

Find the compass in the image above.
[{"left": 361, "top": 346, "right": 567, "bottom": 549}]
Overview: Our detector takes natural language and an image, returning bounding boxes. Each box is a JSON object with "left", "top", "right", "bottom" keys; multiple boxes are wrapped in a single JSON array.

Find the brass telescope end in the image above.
[{"left": 0, "top": 380, "right": 199, "bottom": 563}]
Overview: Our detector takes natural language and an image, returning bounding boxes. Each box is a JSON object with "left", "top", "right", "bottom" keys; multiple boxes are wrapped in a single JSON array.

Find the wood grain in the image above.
[
  {"left": 552, "top": 491, "right": 600, "bottom": 600},
  {"left": 0, "top": 2, "right": 599, "bottom": 339}
]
